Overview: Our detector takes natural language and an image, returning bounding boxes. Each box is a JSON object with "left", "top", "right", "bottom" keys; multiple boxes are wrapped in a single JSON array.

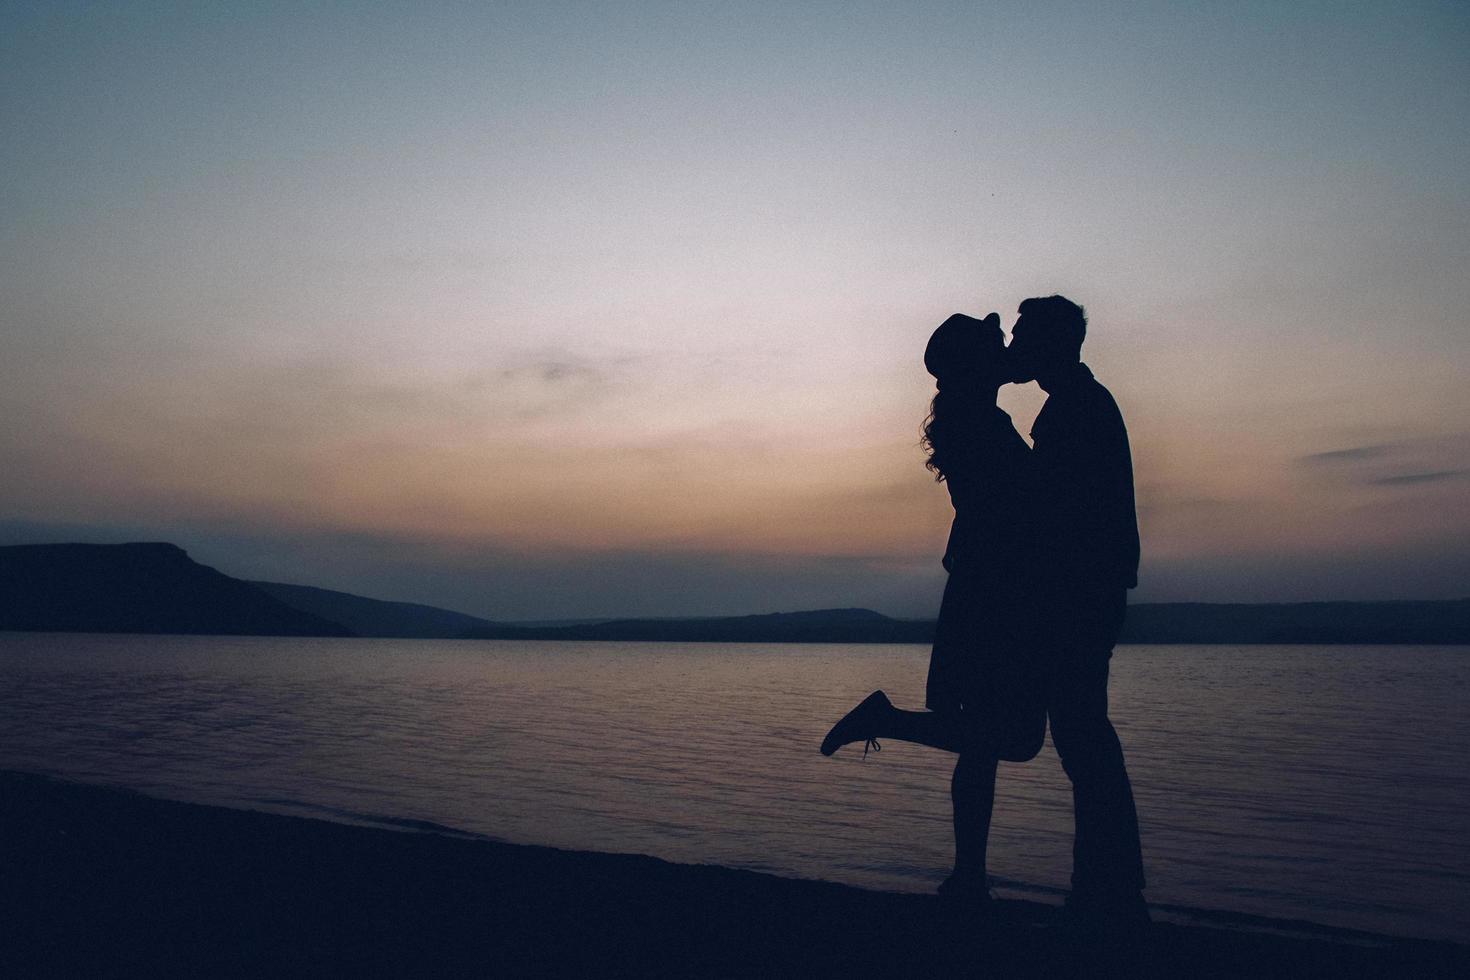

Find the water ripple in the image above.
[{"left": 0, "top": 633, "right": 1466, "bottom": 943}]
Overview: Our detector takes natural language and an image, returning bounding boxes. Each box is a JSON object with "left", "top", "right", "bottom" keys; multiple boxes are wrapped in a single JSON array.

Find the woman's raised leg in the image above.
[{"left": 820, "top": 691, "right": 972, "bottom": 756}]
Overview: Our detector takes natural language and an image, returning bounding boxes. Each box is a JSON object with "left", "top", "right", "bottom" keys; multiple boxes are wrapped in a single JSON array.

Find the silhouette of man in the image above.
[{"left": 1006, "top": 295, "right": 1147, "bottom": 920}]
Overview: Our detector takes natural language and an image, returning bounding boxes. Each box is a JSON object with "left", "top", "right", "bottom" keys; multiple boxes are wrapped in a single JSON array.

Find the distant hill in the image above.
[
  {"left": 462, "top": 600, "right": 1470, "bottom": 645},
  {"left": 0, "top": 543, "right": 350, "bottom": 637},
  {"left": 462, "top": 607, "right": 932, "bottom": 644},
  {"left": 4, "top": 541, "right": 1468, "bottom": 644},
  {"left": 250, "top": 580, "right": 504, "bottom": 638}
]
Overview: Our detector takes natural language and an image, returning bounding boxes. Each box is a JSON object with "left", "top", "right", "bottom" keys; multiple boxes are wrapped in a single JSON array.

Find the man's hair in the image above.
[{"left": 1018, "top": 294, "right": 1087, "bottom": 359}]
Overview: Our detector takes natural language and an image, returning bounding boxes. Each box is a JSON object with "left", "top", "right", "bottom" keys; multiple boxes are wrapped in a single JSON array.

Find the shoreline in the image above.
[{"left": 2, "top": 772, "right": 1465, "bottom": 978}]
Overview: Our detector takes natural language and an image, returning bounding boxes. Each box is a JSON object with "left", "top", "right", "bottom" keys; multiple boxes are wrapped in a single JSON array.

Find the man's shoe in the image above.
[
  {"left": 819, "top": 690, "right": 892, "bottom": 757},
  {"left": 1063, "top": 889, "right": 1151, "bottom": 933}
]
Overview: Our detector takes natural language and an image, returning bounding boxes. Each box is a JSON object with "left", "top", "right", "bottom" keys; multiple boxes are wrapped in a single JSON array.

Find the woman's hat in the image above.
[{"left": 925, "top": 312, "right": 1001, "bottom": 380}]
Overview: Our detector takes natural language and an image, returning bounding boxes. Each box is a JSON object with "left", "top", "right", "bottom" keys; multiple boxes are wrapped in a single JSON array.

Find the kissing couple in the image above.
[{"left": 820, "top": 295, "right": 1148, "bottom": 925}]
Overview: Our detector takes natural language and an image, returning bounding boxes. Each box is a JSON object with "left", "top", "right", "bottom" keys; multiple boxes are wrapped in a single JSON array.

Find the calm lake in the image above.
[{"left": 1, "top": 634, "right": 1466, "bottom": 943}]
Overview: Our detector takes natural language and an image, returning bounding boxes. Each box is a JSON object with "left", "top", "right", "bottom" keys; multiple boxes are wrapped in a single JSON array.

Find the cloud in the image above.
[
  {"left": 1370, "top": 469, "right": 1470, "bottom": 486},
  {"left": 461, "top": 357, "right": 618, "bottom": 419},
  {"left": 1295, "top": 434, "right": 1470, "bottom": 490},
  {"left": 1298, "top": 444, "right": 1392, "bottom": 464}
]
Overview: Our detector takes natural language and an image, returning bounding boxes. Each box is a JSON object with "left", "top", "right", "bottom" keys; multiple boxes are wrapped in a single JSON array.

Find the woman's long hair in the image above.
[
  {"left": 922, "top": 387, "right": 993, "bottom": 482},
  {"left": 921, "top": 314, "right": 1004, "bottom": 482}
]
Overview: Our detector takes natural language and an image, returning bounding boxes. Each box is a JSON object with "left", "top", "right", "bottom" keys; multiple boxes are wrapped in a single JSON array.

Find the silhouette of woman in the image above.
[{"left": 819, "top": 311, "right": 1046, "bottom": 902}]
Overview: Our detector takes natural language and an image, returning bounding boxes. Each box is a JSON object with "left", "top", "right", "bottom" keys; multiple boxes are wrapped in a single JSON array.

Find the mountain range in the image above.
[
  {"left": 0, "top": 543, "right": 349, "bottom": 637},
  {"left": 2, "top": 542, "right": 1468, "bottom": 645}
]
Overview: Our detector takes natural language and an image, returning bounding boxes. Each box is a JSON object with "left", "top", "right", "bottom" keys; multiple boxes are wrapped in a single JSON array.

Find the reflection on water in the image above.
[{"left": 1, "top": 633, "right": 1466, "bottom": 942}]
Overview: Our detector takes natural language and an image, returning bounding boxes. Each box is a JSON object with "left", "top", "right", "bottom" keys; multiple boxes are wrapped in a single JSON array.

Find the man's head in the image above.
[{"left": 1007, "top": 294, "right": 1086, "bottom": 385}]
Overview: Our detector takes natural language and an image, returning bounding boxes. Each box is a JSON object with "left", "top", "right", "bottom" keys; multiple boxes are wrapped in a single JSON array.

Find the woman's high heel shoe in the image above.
[{"left": 819, "top": 690, "right": 892, "bottom": 757}]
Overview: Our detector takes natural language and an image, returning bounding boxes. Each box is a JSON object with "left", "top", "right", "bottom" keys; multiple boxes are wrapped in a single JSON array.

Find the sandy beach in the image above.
[{"left": 1, "top": 771, "right": 1463, "bottom": 979}]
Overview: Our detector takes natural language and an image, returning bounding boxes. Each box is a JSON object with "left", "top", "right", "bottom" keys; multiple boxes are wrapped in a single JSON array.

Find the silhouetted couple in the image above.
[{"left": 821, "top": 295, "right": 1147, "bottom": 925}]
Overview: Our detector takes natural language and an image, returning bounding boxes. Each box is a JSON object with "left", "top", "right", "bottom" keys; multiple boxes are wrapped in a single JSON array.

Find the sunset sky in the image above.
[{"left": 3, "top": 2, "right": 1468, "bottom": 619}]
